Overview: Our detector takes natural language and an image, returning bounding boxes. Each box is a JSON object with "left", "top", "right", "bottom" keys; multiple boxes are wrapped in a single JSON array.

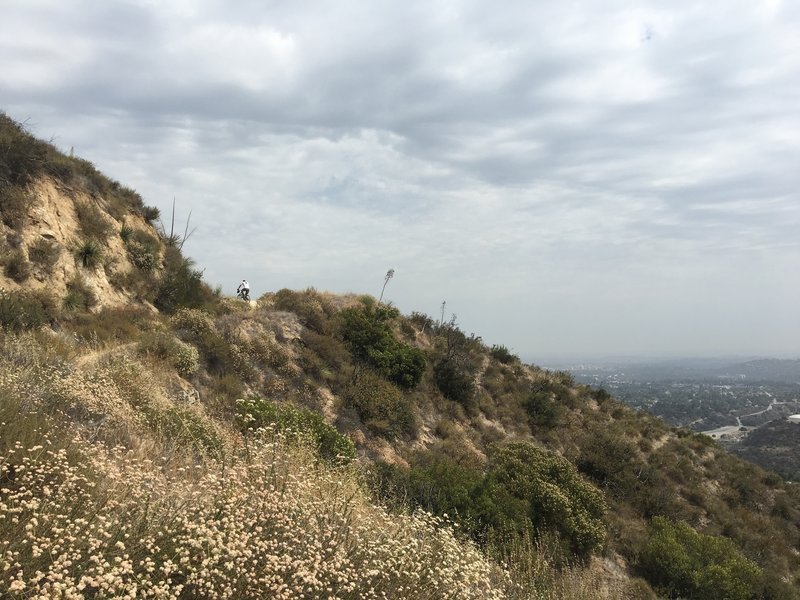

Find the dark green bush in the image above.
[
  {"left": 433, "top": 359, "right": 475, "bottom": 406},
  {"left": 406, "top": 454, "right": 487, "bottom": 532},
  {"left": 340, "top": 302, "right": 426, "bottom": 389},
  {"left": 237, "top": 397, "right": 356, "bottom": 464},
  {"left": 486, "top": 442, "right": 607, "bottom": 557},
  {"left": 0, "top": 289, "right": 57, "bottom": 332},
  {"left": 2, "top": 248, "right": 31, "bottom": 282},
  {"left": 591, "top": 387, "right": 612, "bottom": 404},
  {"left": 523, "top": 383, "right": 566, "bottom": 429},
  {"left": 489, "top": 344, "right": 518, "bottom": 364},
  {"left": 0, "top": 113, "right": 48, "bottom": 187},
  {"left": 343, "top": 371, "right": 416, "bottom": 438},
  {"left": 154, "top": 247, "right": 216, "bottom": 313},
  {"left": 340, "top": 302, "right": 398, "bottom": 360},
  {"left": 140, "top": 205, "right": 161, "bottom": 223},
  {"left": 369, "top": 443, "right": 607, "bottom": 559},
  {"left": 368, "top": 341, "right": 427, "bottom": 390},
  {"left": 74, "top": 239, "right": 104, "bottom": 269},
  {"left": 577, "top": 431, "right": 641, "bottom": 498},
  {"left": 639, "top": 517, "right": 762, "bottom": 600}
]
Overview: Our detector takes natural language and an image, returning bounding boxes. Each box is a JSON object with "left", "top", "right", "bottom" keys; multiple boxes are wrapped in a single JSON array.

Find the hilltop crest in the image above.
[
  {"left": 1, "top": 175, "right": 160, "bottom": 308},
  {"left": 1, "top": 113, "right": 210, "bottom": 317}
]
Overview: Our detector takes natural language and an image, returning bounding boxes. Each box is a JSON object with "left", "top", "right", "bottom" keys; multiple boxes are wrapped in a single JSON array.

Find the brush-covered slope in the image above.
[{"left": 2, "top": 115, "right": 799, "bottom": 599}]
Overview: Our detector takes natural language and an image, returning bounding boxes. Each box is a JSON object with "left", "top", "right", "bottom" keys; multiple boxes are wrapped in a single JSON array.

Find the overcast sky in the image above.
[{"left": 2, "top": 0, "right": 799, "bottom": 360}]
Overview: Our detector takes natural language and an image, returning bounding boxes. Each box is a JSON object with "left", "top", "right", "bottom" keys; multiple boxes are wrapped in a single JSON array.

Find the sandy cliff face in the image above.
[{"left": 1, "top": 176, "right": 161, "bottom": 310}]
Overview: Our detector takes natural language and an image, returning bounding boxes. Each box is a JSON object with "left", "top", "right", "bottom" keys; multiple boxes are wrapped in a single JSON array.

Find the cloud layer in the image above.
[{"left": 3, "top": 0, "right": 799, "bottom": 358}]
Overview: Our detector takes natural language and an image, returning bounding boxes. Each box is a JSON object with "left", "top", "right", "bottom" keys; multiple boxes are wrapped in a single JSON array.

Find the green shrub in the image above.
[
  {"left": 27, "top": 238, "right": 61, "bottom": 272},
  {"left": 523, "top": 383, "right": 566, "bottom": 429},
  {"left": 577, "top": 431, "right": 641, "bottom": 498},
  {"left": 0, "top": 114, "right": 48, "bottom": 186},
  {"left": 140, "top": 205, "right": 160, "bottom": 223},
  {"left": 368, "top": 340, "right": 427, "bottom": 390},
  {"left": 340, "top": 301, "right": 399, "bottom": 362},
  {"left": 486, "top": 442, "right": 607, "bottom": 557},
  {"left": 154, "top": 246, "right": 216, "bottom": 313},
  {"left": 63, "top": 276, "right": 96, "bottom": 311},
  {"left": 273, "top": 288, "right": 334, "bottom": 334},
  {"left": 169, "top": 307, "right": 215, "bottom": 336},
  {"left": 343, "top": 371, "right": 416, "bottom": 438},
  {"left": 0, "top": 289, "right": 57, "bottom": 332},
  {"left": 123, "top": 227, "right": 160, "bottom": 271},
  {"left": 74, "top": 200, "right": 113, "bottom": 241},
  {"left": 489, "top": 344, "right": 518, "bottom": 364},
  {"left": 138, "top": 331, "right": 200, "bottom": 377},
  {"left": 340, "top": 302, "right": 426, "bottom": 389},
  {"left": 119, "top": 223, "right": 134, "bottom": 242},
  {"left": 639, "top": 517, "right": 762, "bottom": 600},
  {"left": 590, "top": 387, "right": 612, "bottom": 404},
  {"left": 2, "top": 248, "right": 31, "bottom": 282},
  {"left": 237, "top": 397, "right": 356, "bottom": 463},
  {"left": 0, "top": 186, "right": 32, "bottom": 230},
  {"left": 415, "top": 453, "right": 488, "bottom": 515},
  {"left": 434, "top": 359, "right": 475, "bottom": 406},
  {"left": 74, "top": 239, "right": 104, "bottom": 269}
]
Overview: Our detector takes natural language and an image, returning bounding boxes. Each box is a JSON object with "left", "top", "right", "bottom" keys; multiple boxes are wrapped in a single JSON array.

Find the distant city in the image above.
[{"left": 545, "top": 357, "right": 800, "bottom": 481}]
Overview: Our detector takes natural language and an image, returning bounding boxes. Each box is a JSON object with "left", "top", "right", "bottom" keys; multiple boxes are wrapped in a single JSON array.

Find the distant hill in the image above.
[
  {"left": 552, "top": 357, "right": 800, "bottom": 383},
  {"left": 726, "top": 359, "right": 800, "bottom": 383},
  {"left": 733, "top": 419, "right": 800, "bottom": 482},
  {"left": 2, "top": 113, "right": 800, "bottom": 599}
]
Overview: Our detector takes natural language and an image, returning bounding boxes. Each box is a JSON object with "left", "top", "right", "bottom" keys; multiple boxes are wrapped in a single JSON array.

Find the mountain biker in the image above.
[{"left": 237, "top": 279, "right": 250, "bottom": 301}]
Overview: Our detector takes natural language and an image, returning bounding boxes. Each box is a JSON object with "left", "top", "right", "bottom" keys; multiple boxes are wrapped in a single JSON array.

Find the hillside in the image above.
[
  {"left": 733, "top": 420, "right": 800, "bottom": 483},
  {"left": 2, "top": 114, "right": 800, "bottom": 599}
]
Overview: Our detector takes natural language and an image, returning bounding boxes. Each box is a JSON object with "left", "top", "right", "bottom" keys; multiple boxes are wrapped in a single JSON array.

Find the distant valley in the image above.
[{"left": 552, "top": 358, "right": 800, "bottom": 481}]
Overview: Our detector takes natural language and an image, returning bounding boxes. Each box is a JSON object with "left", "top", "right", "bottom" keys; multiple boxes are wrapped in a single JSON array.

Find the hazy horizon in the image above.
[{"left": 2, "top": 0, "right": 798, "bottom": 358}]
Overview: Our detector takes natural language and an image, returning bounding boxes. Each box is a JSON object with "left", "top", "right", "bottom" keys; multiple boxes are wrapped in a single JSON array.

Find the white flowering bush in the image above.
[
  {"left": 170, "top": 340, "right": 200, "bottom": 377},
  {"left": 0, "top": 416, "right": 513, "bottom": 599},
  {"left": 169, "top": 308, "right": 214, "bottom": 337}
]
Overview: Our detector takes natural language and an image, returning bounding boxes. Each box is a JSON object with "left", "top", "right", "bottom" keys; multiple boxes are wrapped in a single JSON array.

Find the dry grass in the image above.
[{"left": 0, "top": 332, "right": 513, "bottom": 598}]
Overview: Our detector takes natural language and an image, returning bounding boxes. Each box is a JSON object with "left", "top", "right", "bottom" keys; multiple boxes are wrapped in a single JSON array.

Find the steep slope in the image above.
[{"left": 2, "top": 115, "right": 799, "bottom": 599}]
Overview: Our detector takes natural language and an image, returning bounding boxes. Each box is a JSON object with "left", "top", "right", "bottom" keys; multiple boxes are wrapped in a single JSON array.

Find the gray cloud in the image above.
[{"left": 2, "top": 0, "right": 798, "bottom": 358}]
